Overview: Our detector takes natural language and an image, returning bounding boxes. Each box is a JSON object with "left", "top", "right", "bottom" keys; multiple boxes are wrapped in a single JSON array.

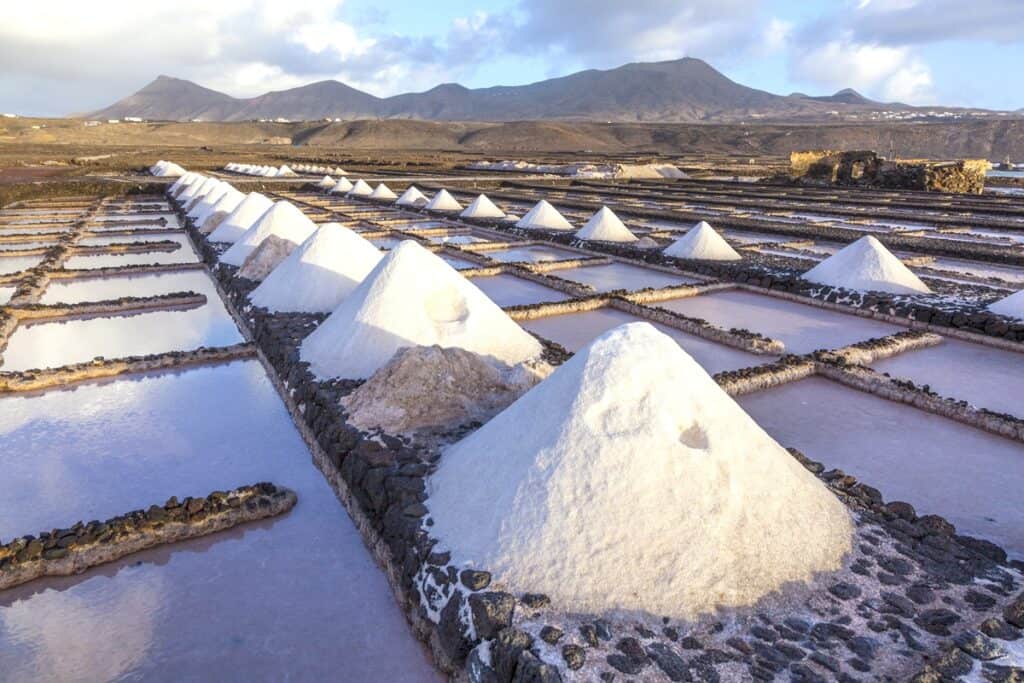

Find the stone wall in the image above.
[{"left": 789, "top": 150, "right": 987, "bottom": 194}]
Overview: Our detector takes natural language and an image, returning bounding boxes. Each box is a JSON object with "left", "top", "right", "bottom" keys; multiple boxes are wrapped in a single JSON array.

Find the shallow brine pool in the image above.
[
  {"left": 739, "top": 377, "right": 1024, "bottom": 558},
  {"left": 468, "top": 274, "right": 570, "bottom": 307},
  {"left": 0, "top": 256, "right": 43, "bottom": 275},
  {"left": 486, "top": 245, "right": 582, "bottom": 263},
  {"left": 656, "top": 290, "right": 900, "bottom": 354},
  {"left": 521, "top": 307, "right": 773, "bottom": 375},
  {"left": 0, "top": 361, "right": 439, "bottom": 681},
  {"left": 63, "top": 236, "right": 198, "bottom": 269},
  {"left": 39, "top": 270, "right": 216, "bottom": 305},
  {"left": 556, "top": 262, "right": 699, "bottom": 292}
]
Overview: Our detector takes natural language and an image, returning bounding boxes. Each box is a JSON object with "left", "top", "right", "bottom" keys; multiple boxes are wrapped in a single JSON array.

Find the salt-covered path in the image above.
[{"left": 0, "top": 197, "right": 440, "bottom": 681}]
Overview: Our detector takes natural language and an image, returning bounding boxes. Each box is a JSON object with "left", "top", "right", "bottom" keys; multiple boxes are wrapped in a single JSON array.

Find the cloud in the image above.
[
  {"left": 791, "top": 36, "right": 934, "bottom": 103},
  {"left": 847, "top": 0, "right": 1024, "bottom": 44}
]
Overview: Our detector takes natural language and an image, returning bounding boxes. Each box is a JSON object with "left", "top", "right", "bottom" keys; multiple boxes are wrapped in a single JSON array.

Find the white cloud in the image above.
[{"left": 792, "top": 37, "right": 934, "bottom": 103}]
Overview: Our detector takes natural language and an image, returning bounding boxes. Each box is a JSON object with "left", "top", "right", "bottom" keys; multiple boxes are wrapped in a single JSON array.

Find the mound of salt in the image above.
[
  {"left": 237, "top": 235, "right": 296, "bottom": 281},
  {"left": 663, "top": 221, "right": 741, "bottom": 260},
  {"left": 198, "top": 190, "right": 245, "bottom": 234},
  {"left": 425, "top": 189, "right": 463, "bottom": 213},
  {"left": 175, "top": 175, "right": 211, "bottom": 204},
  {"left": 396, "top": 185, "right": 427, "bottom": 207},
  {"left": 369, "top": 183, "right": 397, "bottom": 200},
  {"left": 427, "top": 322, "right": 853, "bottom": 618},
  {"left": 153, "top": 161, "right": 186, "bottom": 177},
  {"left": 171, "top": 174, "right": 205, "bottom": 199},
  {"left": 249, "top": 223, "right": 383, "bottom": 313},
  {"left": 460, "top": 194, "right": 505, "bottom": 219},
  {"left": 181, "top": 177, "right": 221, "bottom": 211},
  {"left": 278, "top": 165, "right": 297, "bottom": 177},
  {"left": 220, "top": 200, "right": 317, "bottom": 266},
  {"left": 169, "top": 171, "right": 198, "bottom": 194},
  {"left": 803, "top": 236, "right": 930, "bottom": 295},
  {"left": 348, "top": 179, "right": 373, "bottom": 197},
  {"left": 341, "top": 345, "right": 542, "bottom": 435},
  {"left": 187, "top": 181, "right": 232, "bottom": 220},
  {"left": 575, "top": 206, "right": 637, "bottom": 242},
  {"left": 300, "top": 240, "right": 542, "bottom": 379},
  {"left": 328, "top": 177, "right": 354, "bottom": 194},
  {"left": 516, "top": 200, "right": 574, "bottom": 231},
  {"left": 208, "top": 192, "right": 274, "bottom": 243},
  {"left": 987, "top": 290, "right": 1024, "bottom": 319},
  {"left": 316, "top": 175, "right": 335, "bottom": 189},
  {"left": 195, "top": 187, "right": 242, "bottom": 228}
]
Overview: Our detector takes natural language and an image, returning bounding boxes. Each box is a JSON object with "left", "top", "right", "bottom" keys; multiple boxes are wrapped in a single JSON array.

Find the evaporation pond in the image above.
[
  {"left": 871, "top": 337, "right": 1024, "bottom": 418},
  {"left": 556, "top": 262, "right": 699, "bottom": 292},
  {"left": 469, "top": 274, "right": 569, "bottom": 307},
  {"left": 521, "top": 307, "right": 772, "bottom": 375},
  {"left": 0, "top": 256, "right": 43, "bottom": 275},
  {"left": 39, "top": 269, "right": 215, "bottom": 305},
  {"left": 487, "top": 245, "right": 581, "bottom": 263},
  {"left": 739, "top": 377, "right": 1024, "bottom": 558},
  {"left": 657, "top": 290, "right": 900, "bottom": 354},
  {"left": 1, "top": 299, "right": 241, "bottom": 371},
  {"left": 63, "top": 235, "right": 197, "bottom": 269},
  {"left": 0, "top": 361, "right": 439, "bottom": 681}
]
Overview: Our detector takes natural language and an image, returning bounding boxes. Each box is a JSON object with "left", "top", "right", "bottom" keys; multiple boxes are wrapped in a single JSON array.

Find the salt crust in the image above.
[
  {"left": 516, "top": 200, "right": 574, "bottom": 231},
  {"left": 300, "top": 240, "right": 542, "bottom": 379},
  {"left": 804, "top": 235, "right": 931, "bottom": 295},
  {"left": 329, "top": 177, "right": 354, "bottom": 194},
  {"left": 396, "top": 186, "right": 428, "bottom": 207},
  {"left": 249, "top": 223, "right": 383, "bottom": 313},
  {"left": 427, "top": 322, "right": 853, "bottom": 619},
  {"left": 220, "top": 200, "right": 317, "bottom": 267},
  {"left": 460, "top": 194, "right": 506, "bottom": 219},
  {"left": 348, "top": 179, "right": 373, "bottom": 196},
  {"left": 370, "top": 183, "right": 398, "bottom": 200},
  {"left": 208, "top": 192, "right": 274, "bottom": 244},
  {"left": 426, "top": 189, "right": 463, "bottom": 212},
  {"left": 575, "top": 206, "right": 637, "bottom": 242},
  {"left": 663, "top": 221, "right": 741, "bottom": 260}
]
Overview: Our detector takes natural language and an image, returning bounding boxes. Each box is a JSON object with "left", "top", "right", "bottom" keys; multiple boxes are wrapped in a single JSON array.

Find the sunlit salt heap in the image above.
[
  {"left": 460, "top": 194, "right": 505, "bottom": 219},
  {"left": 988, "top": 290, "right": 1024, "bottom": 319},
  {"left": 663, "top": 221, "right": 741, "bottom": 260},
  {"left": 300, "top": 240, "right": 543, "bottom": 379},
  {"left": 195, "top": 186, "right": 242, "bottom": 227},
  {"left": 250, "top": 223, "right": 383, "bottom": 313},
  {"left": 198, "top": 190, "right": 245, "bottom": 234},
  {"left": 316, "top": 175, "right": 335, "bottom": 190},
  {"left": 427, "top": 322, "right": 853, "bottom": 618},
  {"left": 396, "top": 185, "right": 427, "bottom": 207},
  {"left": 208, "top": 192, "right": 274, "bottom": 243},
  {"left": 152, "top": 160, "right": 186, "bottom": 177},
  {"left": 187, "top": 181, "right": 231, "bottom": 220},
  {"left": 370, "top": 183, "right": 397, "bottom": 200},
  {"left": 169, "top": 171, "right": 198, "bottom": 194},
  {"left": 516, "top": 200, "right": 574, "bottom": 231},
  {"left": 425, "top": 189, "right": 463, "bottom": 212},
  {"left": 182, "top": 177, "right": 221, "bottom": 211},
  {"left": 804, "top": 235, "right": 930, "bottom": 295},
  {"left": 175, "top": 175, "right": 210, "bottom": 204},
  {"left": 278, "top": 165, "right": 297, "bottom": 177},
  {"left": 575, "top": 206, "right": 637, "bottom": 242},
  {"left": 220, "top": 200, "right": 317, "bottom": 266},
  {"left": 329, "top": 177, "right": 354, "bottom": 194},
  {"left": 347, "top": 179, "right": 374, "bottom": 197},
  {"left": 171, "top": 173, "right": 204, "bottom": 199}
]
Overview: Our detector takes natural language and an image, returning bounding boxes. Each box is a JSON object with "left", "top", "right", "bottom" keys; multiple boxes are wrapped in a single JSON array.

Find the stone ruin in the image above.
[{"left": 789, "top": 150, "right": 988, "bottom": 194}]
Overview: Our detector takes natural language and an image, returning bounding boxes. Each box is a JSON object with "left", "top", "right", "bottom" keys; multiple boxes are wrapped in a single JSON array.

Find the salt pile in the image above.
[
  {"left": 175, "top": 175, "right": 211, "bottom": 204},
  {"left": 198, "top": 190, "right": 245, "bottom": 234},
  {"left": 316, "top": 175, "right": 335, "bottom": 190},
  {"left": 575, "top": 206, "right": 637, "bottom": 242},
  {"left": 803, "top": 236, "right": 931, "bottom": 295},
  {"left": 237, "top": 235, "right": 296, "bottom": 281},
  {"left": 220, "top": 200, "right": 317, "bottom": 266},
  {"left": 427, "top": 322, "right": 853, "bottom": 618},
  {"left": 425, "top": 189, "right": 463, "bottom": 213},
  {"left": 516, "top": 200, "right": 574, "bottom": 231},
  {"left": 329, "top": 177, "right": 354, "bottom": 194},
  {"left": 169, "top": 171, "right": 198, "bottom": 194},
  {"left": 277, "top": 165, "right": 297, "bottom": 177},
  {"left": 460, "top": 194, "right": 505, "bottom": 219},
  {"left": 151, "top": 161, "right": 186, "bottom": 177},
  {"left": 300, "top": 240, "right": 542, "bottom": 379},
  {"left": 171, "top": 174, "right": 205, "bottom": 200},
  {"left": 208, "top": 192, "right": 274, "bottom": 243},
  {"left": 249, "top": 223, "right": 383, "bottom": 313},
  {"left": 369, "top": 183, "right": 397, "bottom": 200},
  {"left": 987, "top": 290, "right": 1024, "bottom": 319},
  {"left": 195, "top": 186, "right": 242, "bottom": 228},
  {"left": 348, "top": 179, "right": 373, "bottom": 197},
  {"left": 396, "top": 186, "right": 427, "bottom": 207},
  {"left": 182, "top": 177, "right": 221, "bottom": 211},
  {"left": 663, "top": 221, "right": 741, "bottom": 260},
  {"left": 187, "top": 181, "right": 231, "bottom": 220}
]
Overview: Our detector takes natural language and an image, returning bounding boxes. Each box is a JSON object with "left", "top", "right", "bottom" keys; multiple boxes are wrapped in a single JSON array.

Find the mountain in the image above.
[{"left": 89, "top": 58, "right": 924, "bottom": 124}]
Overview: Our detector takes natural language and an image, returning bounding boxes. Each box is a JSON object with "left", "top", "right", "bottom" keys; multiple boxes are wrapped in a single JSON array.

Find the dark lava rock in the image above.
[
  {"left": 579, "top": 624, "right": 599, "bottom": 647},
  {"left": 916, "top": 608, "right": 961, "bottom": 636},
  {"left": 886, "top": 501, "right": 917, "bottom": 521},
  {"left": 663, "top": 626, "right": 680, "bottom": 641},
  {"left": 540, "top": 626, "right": 563, "bottom": 645},
  {"left": 878, "top": 556, "right": 914, "bottom": 576},
  {"left": 679, "top": 636, "right": 703, "bottom": 650},
  {"left": 981, "top": 663, "right": 1024, "bottom": 682},
  {"left": 459, "top": 569, "right": 491, "bottom": 590},
  {"left": 607, "top": 653, "right": 644, "bottom": 675},
  {"left": 907, "top": 584, "right": 936, "bottom": 605},
  {"left": 848, "top": 636, "right": 878, "bottom": 661},
  {"left": 1004, "top": 593, "right": 1024, "bottom": 628},
  {"left": 645, "top": 642, "right": 690, "bottom": 682},
  {"left": 750, "top": 625, "right": 779, "bottom": 642},
  {"left": 492, "top": 628, "right": 533, "bottom": 683},
  {"left": 521, "top": 593, "right": 551, "bottom": 609},
  {"left": 726, "top": 637, "right": 753, "bottom": 656},
  {"left": 829, "top": 582, "right": 862, "bottom": 600},
  {"left": 933, "top": 647, "right": 975, "bottom": 678},
  {"left": 981, "top": 618, "right": 1022, "bottom": 642},
  {"left": 880, "top": 591, "right": 917, "bottom": 618},
  {"left": 616, "top": 637, "right": 647, "bottom": 662},
  {"left": 966, "top": 589, "right": 998, "bottom": 611},
  {"left": 790, "top": 662, "right": 828, "bottom": 683},
  {"left": 955, "top": 630, "right": 1008, "bottom": 660},
  {"left": 594, "top": 618, "right": 613, "bottom": 641},
  {"left": 784, "top": 617, "right": 811, "bottom": 634},
  {"left": 561, "top": 644, "right": 585, "bottom": 671},
  {"left": 468, "top": 592, "right": 515, "bottom": 640},
  {"left": 775, "top": 641, "right": 806, "bottom": 660},
  {"left": 809, "top": 651, "right": 841, "bottom": 673},
  {"left": 878, "top": 571, "right": 905, "bottom": 586}
]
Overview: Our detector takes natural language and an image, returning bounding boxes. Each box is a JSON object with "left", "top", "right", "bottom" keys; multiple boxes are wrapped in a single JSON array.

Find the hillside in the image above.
[{"left": 90, "top": 58, "right": 915, "bottom": 124}]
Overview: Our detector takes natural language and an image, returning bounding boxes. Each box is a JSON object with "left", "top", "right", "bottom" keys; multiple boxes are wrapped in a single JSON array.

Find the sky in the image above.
[{"left": 0, "top": 0, "right": 1021, "bottom": 117}]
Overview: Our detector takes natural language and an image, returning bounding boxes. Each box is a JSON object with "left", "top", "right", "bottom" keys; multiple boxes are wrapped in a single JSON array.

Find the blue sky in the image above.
[{"left": 1, "top": 0, "right": 1021, "bottom": 116}]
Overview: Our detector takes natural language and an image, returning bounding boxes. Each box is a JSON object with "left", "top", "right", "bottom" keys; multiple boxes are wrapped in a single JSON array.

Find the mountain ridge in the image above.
[{"left": 87, "top": 57, "right": 972, "bottom": 124}]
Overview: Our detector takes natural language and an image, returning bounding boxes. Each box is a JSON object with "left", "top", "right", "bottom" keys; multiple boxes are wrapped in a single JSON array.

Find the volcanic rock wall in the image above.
[{"left": 789, "top": 151, "right": 988, "bottom": 194}]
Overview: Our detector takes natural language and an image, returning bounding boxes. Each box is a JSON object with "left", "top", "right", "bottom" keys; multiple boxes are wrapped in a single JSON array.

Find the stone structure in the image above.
[{"left": 790, "top": 150, "right": 988, "bottom": 194}]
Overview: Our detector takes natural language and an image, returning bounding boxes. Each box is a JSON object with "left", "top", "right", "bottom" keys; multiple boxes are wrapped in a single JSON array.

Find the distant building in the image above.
[
  {"left": 2, "top": 113, "right": 17, "bottom": 118},
  {"left": 107, "top": 119, "right": 120, "bottom": 124},
  {"left": 123, "top": 116, "right": 144, "bottom": 122},
  {"left": 84, "top": 121, "right": 101, "bottom": 127}
]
